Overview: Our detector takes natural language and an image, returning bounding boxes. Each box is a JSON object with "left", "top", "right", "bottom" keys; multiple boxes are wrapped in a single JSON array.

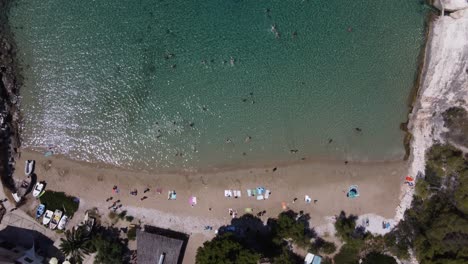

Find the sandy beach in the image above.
[{"left": 13, "top": 149, "right": 407, "bottom": 263}]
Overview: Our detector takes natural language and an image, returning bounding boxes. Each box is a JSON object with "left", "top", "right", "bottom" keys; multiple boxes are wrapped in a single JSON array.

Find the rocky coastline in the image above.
[
  {"left": 0, "top": 0, "right": 22, "bottom": 193},
  {"left": 395, "top": 0, "right": 468, "bottom": 223}
]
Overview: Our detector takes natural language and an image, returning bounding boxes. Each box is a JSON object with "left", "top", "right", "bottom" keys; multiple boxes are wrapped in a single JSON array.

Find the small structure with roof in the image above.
[{"left": 137, "top": 226, "right": 188, "bottom": 264}]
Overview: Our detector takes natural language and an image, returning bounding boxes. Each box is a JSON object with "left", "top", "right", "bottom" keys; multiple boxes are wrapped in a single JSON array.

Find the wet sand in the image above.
[{"left": 15, "top": 149, "right": 406, "bottom": 263}]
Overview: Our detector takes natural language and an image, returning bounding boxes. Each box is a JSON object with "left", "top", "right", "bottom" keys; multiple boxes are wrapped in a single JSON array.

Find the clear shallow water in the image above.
[{"left": 10, "top": 0, "right": 426, "bottom": 171}]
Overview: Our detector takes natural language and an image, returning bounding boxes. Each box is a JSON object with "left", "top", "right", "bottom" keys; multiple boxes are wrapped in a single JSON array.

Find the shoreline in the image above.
[
  {"left": 395, "top": 4, "right": 468, "bottom": 222},
  {"left": 22, "top": 146, "right": 407, "bottom": 175},
  {"left": 1, "top": 0, "right": 460, "bottom": 262},
  {"left": 0, "top": 0, "right": 23, "bottom": 193}
]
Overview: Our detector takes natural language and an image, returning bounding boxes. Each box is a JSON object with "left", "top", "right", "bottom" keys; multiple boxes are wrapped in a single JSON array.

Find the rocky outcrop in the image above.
[
  {"left": 433, "top": 0, "right": 468, "bottom": 12},
  {"left": 395, "top": 3, "right": 468, "bottom": 222},
  {"left": 0, "top": 0, "right": 22, "bottom": 192}
]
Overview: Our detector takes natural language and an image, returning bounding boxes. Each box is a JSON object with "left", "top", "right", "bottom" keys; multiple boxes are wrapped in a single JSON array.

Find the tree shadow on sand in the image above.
[{"left": 216, "top": 210, "right": 316, "bottom": 261}]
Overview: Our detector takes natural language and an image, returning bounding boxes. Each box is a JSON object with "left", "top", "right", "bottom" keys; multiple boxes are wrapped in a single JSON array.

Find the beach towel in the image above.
[
  {"left": 168, "top": 191, "right": 177, "bottom": 200},
  {"left": 405, "top": 176, "right": 414, "bottom": 182},
  {"left": 245, "top": 208, "right": 253, "bottom": 213},
  {"left": 189, "top": 196, "right": 197, "bottom": 206},
  {"left": 256, "top": 187, "right": 265, "bottom": 195}
]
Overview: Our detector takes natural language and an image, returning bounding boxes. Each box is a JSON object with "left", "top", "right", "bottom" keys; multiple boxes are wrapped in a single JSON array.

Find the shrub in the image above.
[
  {"left": 118, "top": 210, "right": 127, "bottom": 220},
  {"left": 39, "top": 191, "right": 79, "bottom": 218},
  {"left": 108, "top": 212, "right": 118, "bottom": 220},
  {"left": 310, "top": 238, "right": 336, "bottom": 255},
  {"left": 127, "top": 226, "right": 137, "bottom": 241},
  {"left": 334, "top": 211, "right": 357, "bottom": 241},
  {"left": 333, "top": 241, "right": 362, "bottom": 264},
  {"left": 125, "top": 215, "right": 134, "bottom": 222},
  {"left": 362, "top": 252, "right": 397, "bottom": 264}
]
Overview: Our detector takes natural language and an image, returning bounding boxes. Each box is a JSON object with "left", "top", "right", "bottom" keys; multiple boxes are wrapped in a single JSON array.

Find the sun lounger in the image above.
[
  {"left": 245, "top": 208, "right": 253, "bottom": 213},
  {"left": 247, "top": 189, "right": 252, "bottom": 197},
  {"left": 225, "top": 190, "right": 233, "bottom": 197},
  {"left": 265, "top": 190, "right": 270, "bottom": 199},
  {"left": 257, "top": 195, "right": 264, "bottom": 200},
  {"left": 305, "top": 195, "right": 311, "bottom": 203},
  {"left": 234, "top": 190, "right": 241, "bottom": 198}
]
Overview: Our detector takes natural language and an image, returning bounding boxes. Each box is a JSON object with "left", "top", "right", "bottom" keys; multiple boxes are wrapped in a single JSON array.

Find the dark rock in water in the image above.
[
  {"left": 328, "top": 138, "right": 333, "bottom": 144},
  {"left": 355, "top": 127, "right": 362, "bottom": 132},
  {"left": 272, "top": 167, "right": 277, "bottom": 172}
]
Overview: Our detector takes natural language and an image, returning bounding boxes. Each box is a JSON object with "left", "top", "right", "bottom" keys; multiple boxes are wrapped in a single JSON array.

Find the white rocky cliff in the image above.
[{"left": 395, "top": 1, "right": 468, "bottom": 222}]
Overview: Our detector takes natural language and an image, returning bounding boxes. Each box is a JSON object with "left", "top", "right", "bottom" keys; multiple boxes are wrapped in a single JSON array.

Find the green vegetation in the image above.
[
  {"left": 362, "top": 252, "right": 397, "bottom": 264},
  {"left": 125, "top": 215, "right": 134, "bottom": 222},
  {"left": 91, "top": 235, "right": 125, "bottom": 264},
  {"left": 195, "top": 211, "right": 313, "bottom": 264},
  {"left": 270, "top": 211, "right": 313, "bottom": 248},
  {"left": 196, "top": 233, "right": 259, "bottom": 264},
  {"left": 127, "top": 226, "right": 137, "bottom": 241},
  {"left": 442, "top": 107, "right": 468, "bottom": 148},
  {"left": 59, "top": 224, "right": 126, "bottom": 264},
  {"left": 388, "top": 144, "right": 468, "bottom": 263},
  {"left": 59, "top": 227, "right": 91, "bottom": 264},
  {"left": 310, "top": 237, "right": 336, "bottom": 255},
  {"left": 118, "top": 210, "right": 127, "bottom": 220},
  {"left": 108, "top": 211, "right": 117, "bottom": 219},
  {"left": 40, "top": 191, "right": 79, "bottom": 217}
]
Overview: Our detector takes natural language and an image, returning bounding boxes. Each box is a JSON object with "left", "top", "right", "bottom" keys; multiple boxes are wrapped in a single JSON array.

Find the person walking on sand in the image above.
[{"left": 293, "top": 197, "right": 297, "bottom": 203}]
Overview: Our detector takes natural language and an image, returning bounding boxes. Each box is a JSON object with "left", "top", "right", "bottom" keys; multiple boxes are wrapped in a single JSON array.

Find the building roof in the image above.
[{"left": 137, "top": 229, "right": 185, "bottom": 264}]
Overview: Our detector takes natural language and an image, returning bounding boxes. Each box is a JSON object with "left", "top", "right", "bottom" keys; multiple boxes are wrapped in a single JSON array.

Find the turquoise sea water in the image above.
[{"left": 9, "top": 0, "right": 426, "bottom": 171}]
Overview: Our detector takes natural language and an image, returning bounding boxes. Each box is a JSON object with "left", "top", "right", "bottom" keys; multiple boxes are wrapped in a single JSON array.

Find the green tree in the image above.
[
  {"left": 271, "top": 246, "right": 301, "bottom": 264},
  {"left": 270, "top": 211, "right": 312, "bottom": 247},
  {"left": 334, "top": 211, "right": 357, "bottom": 241},
  {"left": 195, "top": 234, "right": 259, "bottom": 264},
  {"left": 362, "top": 252, "right": 397, "bottom": 264},
  {"left": 92, "top": 235, "right": 124, "bottom": 264},
  {"left": 59, "top": 227, "right": 91, "bottom": 264}
]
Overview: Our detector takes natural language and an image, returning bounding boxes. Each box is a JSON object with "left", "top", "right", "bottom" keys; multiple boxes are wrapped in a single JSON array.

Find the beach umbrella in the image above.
[
  {"left": 405, "top": 176, "right": 414, "bottom": 182},
  {"left": 48, "top": 258, "right": 58, "bottom": 264}
]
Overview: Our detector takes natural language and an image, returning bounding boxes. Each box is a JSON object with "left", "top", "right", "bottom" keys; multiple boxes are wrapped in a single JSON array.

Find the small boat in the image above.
[
  {"left": 42, "top": 210, "right": 53, "bottom": 225},
  {"left": 32, "top": 183, "right": 44, "bottom": 197},
  {"left": 36, "top": 204, "right": 45, "bottom": 219},
  {"left": 25, "top": 160, "right": 35, "bottom": 176},
  {"left": 12, "top": 193, "right": 22, "bottom": 203},
  {"left": 58, "top": 215, "right": 68, "bottom": 230},
  {"left": 49, "top": 210, "right": 63, "bottom": 229}
]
